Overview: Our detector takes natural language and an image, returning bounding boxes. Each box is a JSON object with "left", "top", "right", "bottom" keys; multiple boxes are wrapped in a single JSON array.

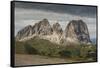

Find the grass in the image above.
[{"left": 15, "top": 37, "right": 97, "bottom": 61}]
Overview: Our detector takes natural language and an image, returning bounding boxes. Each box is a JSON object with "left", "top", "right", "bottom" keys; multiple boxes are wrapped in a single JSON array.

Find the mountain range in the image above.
[{"left": 16, "top": 18, "right": 91, "bottom": 45}]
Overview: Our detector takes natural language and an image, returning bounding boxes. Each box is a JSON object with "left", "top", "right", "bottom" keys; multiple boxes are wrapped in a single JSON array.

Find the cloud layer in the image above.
[{"left": 15, "top": 2, "right": 97, "bottom": 39}]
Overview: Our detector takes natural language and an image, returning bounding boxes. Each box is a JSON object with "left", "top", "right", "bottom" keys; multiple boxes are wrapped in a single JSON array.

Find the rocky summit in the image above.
[
  {"left": 16, "top": 25, "right": 33, "bottom": 40},
  {"left": 32, "top": 18, "right": 53, "bottom": 35},
  {"left": 65, "top": 20, "right": 91, "bottom": 44},
  {"left": 52, "top": 23, "right": 63, "bottom": 35},
  {"left": 16, "top": 19, "right": 91, "bottom": 45}
]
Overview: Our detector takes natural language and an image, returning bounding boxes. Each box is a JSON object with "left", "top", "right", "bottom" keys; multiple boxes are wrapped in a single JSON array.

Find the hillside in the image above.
[{"left": 15, "top": 36, "right": 97, "bottom": 60}]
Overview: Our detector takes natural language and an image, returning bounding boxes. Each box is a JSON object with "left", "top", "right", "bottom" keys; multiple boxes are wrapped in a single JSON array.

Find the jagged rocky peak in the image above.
[
  {"left": 39, "top": 18, "right": 49, "bottom": 25},
  {"left": 16, "top": 25, "right": 33, "bottom": 40},
  {"left": 32, "top": 23, "right": 39, "bottom": 34},
  {"left": 16, "top": 18, "right": 53, "bottom": 40},
  {"left": 52, "top": 22, "right": 63, "bottom": 35},
  {"left": 65, "top": 19, "right": 91, "bottom": 43},
  {"left": 16, "top": 19, "right": 91, "bottom": 45},
  {"left": 35, "top": 18, "right": 53, "bottom": 35}
]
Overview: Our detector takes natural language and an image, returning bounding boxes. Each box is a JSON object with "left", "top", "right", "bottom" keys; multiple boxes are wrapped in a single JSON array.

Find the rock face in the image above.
[
  {"left": 52, "top": 23, "right": 63, "bottom": 35},
  {"left": 16, "top": 19, "right": 91, "bottom": 45},
  {"left": 16, "top": 19, "right": 63, "bottom": 44},
  {"left": 65, "top": 20, "right": 91, "bottom": 44},
  {"left": 32, "top": 18, "right": 53, "bottom": 35},
  {"left": 16, "top": 25, "right": 33, "bottom": 40}
]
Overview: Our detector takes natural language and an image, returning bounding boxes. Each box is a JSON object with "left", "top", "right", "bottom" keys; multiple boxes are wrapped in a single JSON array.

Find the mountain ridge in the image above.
[{"left": 16, "top": 18, "right": 91, "bottom": 45}]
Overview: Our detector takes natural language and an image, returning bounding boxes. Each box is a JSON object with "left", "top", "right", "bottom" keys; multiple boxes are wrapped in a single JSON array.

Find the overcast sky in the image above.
[{"left": 15, "top": 2, "right": 97, "bottom": 39}]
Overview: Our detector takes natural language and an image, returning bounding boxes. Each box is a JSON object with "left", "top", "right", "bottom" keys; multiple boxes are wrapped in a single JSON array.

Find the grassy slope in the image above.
[{"left": 15, "top": 37, "right": 97, "bottom": 61}]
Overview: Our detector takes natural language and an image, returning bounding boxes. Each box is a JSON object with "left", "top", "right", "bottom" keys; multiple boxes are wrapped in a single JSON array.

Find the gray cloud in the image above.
[
  {"left": 15, "top": 1, "right": 97, "bottom": 18},
  {"left": 14, "top": 1, "right": 97, "bottom": 39}
]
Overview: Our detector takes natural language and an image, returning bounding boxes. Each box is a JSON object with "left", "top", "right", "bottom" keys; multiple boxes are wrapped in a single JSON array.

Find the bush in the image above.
[
  {"left": 80, "top": 44, "right": 97, "bottom": 60},
  {"left": 24, "top": 43, "right": 38, "bottom": 54},
  {"left": 15, "top": 42, "right": 27, "bottom": 54},
  {"left": 59, "top": 50, "right": 71, "bottom": 58}
]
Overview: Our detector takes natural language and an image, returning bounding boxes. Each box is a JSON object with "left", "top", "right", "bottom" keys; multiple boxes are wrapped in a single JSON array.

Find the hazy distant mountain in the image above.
[
  {"left": 91, "top": 38, "right": 96, "bottom": 44},
  {"left": 16, "top": 19, "right": 91, "bottom": 45}
]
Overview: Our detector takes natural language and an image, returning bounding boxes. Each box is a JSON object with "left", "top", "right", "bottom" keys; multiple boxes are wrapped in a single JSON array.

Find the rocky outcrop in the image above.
[
  {"left": 32, "top": 18, "right": 53, "bottom": 35},
  {"left": 65, "top": 20, "right": 91, "bottom": 44},
  {"left": 52, "top": 23, "right": 63, "bottom": 35},
  {"left": 16, "top": 19, "right": 91, "bottom": 45},
  {"left": 16, "top": 25, "right": 33, "bottom": 40},
  {"left": 16, "top": 19, "right": 63, "bottom": 44}
]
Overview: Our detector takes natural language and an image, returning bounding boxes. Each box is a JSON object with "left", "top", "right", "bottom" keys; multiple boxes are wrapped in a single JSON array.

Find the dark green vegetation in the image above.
[{"left": 15, "top": 37, "right": 97, "bottom": 62}]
